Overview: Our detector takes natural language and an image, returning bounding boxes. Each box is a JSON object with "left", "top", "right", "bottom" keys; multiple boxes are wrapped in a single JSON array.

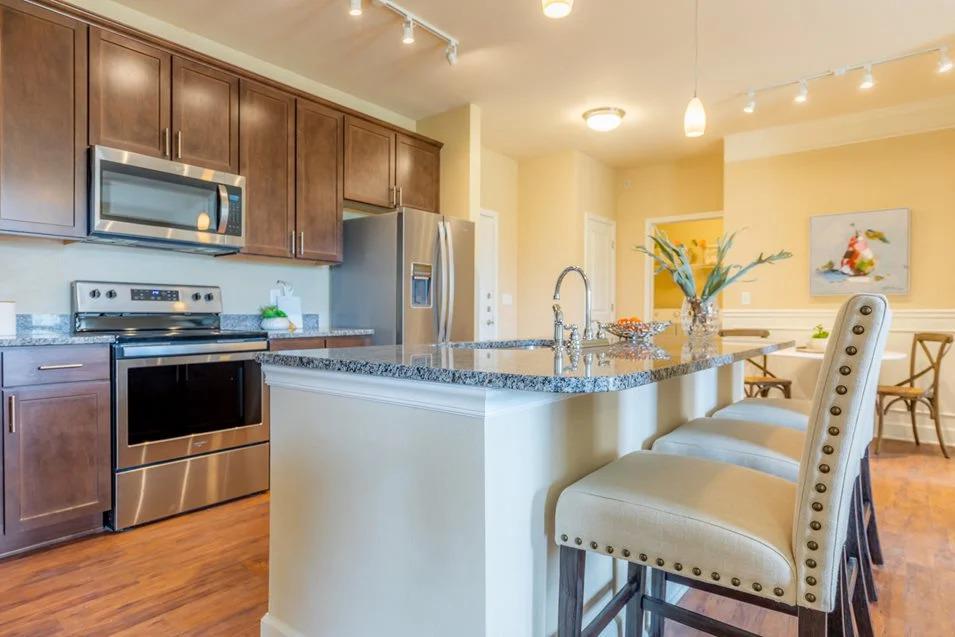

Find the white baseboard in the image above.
[{"left": 260, "top": 614, "right": 304, "bottom": 637}]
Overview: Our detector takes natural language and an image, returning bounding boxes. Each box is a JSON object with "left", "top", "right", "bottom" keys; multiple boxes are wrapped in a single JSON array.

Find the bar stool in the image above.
[
  {"left": 720, "top": 328, "right": 794, "bottom": 398},
  {"left": 555, "top": 293, "right": 890, "bottom": 637}
]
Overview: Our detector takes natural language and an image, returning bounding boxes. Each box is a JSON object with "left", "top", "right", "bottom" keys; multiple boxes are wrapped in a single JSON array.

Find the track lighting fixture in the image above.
[
  {"left": 794, "top": 80, "right": 809, "bottom": 104},
  {"left": 859, "top": 64, "right": 875, "bottom": 90},
  {"left": 351, "top": 0, "right": 459, "bottom": 65},
  {"left": 445, "top": 43, "right": 458, "bottom": 66},
  {"left": 743, "top": 91, "right": 756, "bottom": 114},
  {"left": 349, "top": 0, "right": 362, "bottom": 16},
  {"left": 938, "top": 47, "right": 953, "bottom": 74},
  {"left": 402, "top": 19, "right": 415, "bottom": 44}
]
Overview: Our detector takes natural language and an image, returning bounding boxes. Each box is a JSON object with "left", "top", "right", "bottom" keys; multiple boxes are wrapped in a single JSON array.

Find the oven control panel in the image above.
[{"left": 72, "top": 281, "right": 223, "bottom": 314}]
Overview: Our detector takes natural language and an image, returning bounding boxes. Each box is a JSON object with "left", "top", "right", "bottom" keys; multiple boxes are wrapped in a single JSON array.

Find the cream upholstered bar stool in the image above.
[{"left": 555, "top": 293, "right": 891, "bottom": 637}]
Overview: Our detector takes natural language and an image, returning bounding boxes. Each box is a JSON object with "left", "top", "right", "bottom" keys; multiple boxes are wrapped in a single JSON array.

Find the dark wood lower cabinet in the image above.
[{"left": 0, "top": 347, "right": 112, "bottom": 558}]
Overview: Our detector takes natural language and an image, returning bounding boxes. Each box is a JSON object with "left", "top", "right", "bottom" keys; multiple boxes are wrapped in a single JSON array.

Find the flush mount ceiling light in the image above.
[
  {"left": 542, "top": 0, "right": 574, "bottom": 19},
  {"left": 938, "top": 47, "right": 953, "bottom": 73},
  {"left": 859, "top": 64, "right": 875, "bottom": 89},
  {"left": 349, "top": 0, "right": 362, "bottom": 16},
  {"left": 583, "top": 107, "right": 625, "bottom": 132},
  {"left": 683, "top": 0, "right": 706, "bottom": 137}
]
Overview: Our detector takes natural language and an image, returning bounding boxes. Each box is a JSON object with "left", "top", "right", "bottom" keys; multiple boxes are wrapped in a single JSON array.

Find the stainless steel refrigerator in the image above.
[{"left": 330, "top": 208, "right": 475, "bottom": 345}]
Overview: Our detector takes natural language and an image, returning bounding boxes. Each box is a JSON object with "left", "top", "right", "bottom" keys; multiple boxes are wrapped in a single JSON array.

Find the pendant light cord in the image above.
[{"left": 693, "top": 0, "right": 699, "bottom": 97}]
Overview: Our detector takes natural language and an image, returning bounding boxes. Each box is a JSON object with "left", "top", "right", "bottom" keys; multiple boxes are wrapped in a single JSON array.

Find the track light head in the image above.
[
  {"left": 402, "top": 18, "right": 415, "bottom": 44},
  {"left": 349, "top": 0, "right": 362, "bottom": 16},
  {"left": 939, "top": 47, "right": 954, "bottom": 74},
  {"left": 859, "top": 64, "right": 875, "bottom": 90},
  {"left": 743, "top": 91, "right": 756, "bottom": 114},
  {"left": 794, "top": 80, "right": 809, "bottom": 104},
  {"left": 445, "top": 43, "right": 458, "bottom": 66}
]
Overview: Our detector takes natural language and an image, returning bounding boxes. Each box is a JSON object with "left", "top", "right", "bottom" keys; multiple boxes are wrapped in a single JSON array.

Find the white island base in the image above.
[{"left": 261, "top": 362, "right": 744, "bottom": 637}]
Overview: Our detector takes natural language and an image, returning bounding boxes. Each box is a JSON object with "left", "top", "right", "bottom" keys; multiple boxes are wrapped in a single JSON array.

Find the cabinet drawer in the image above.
[
  {"left": 2, "top": 346, "right": 110, "bottom": 387},
  {"left": 269, "top": 337, "right": 326, "bottom": 352},
  {"left": 325, "top": 336, "right": 371, "bottom": 348}
]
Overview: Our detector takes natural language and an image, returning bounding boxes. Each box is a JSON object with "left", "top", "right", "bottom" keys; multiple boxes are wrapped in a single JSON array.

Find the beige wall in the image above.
[
  {"left": 480, "top": 148, "right": 519, "bottom": 339},
  {"left": 653, "top": 218, "right": 725, "bottom": 311},
  {"left": 615, "top": 153, "right": 725, "bottom": 317},
  {"left": 724, "top": 128, "right": 955, "bottom": 310},
  {"left": 417, "top": 104, "right": 482, "bottom": 221}
]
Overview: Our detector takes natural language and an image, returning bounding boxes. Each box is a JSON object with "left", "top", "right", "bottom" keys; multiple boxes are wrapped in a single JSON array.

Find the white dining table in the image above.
[{"left": 770, "top": 346, "right": 908, "bottom": 361}]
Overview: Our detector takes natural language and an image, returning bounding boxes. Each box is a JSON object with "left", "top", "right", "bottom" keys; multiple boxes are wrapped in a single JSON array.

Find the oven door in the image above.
[{"left": 115, "top": 350, "right": 268, "bottom": 470}]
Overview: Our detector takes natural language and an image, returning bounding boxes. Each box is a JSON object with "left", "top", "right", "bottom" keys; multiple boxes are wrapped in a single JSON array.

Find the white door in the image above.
[
  {"left": 586, "top": 214, "right": 616, "bottom": 323},
  {"left": 477, "top": 210, "right": 499, "bottom": 340}
]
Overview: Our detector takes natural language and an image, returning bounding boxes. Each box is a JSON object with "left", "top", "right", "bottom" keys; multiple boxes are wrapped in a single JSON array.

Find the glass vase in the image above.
[{"left": 680, "top": 297, "right": 721, "bottom": 341}]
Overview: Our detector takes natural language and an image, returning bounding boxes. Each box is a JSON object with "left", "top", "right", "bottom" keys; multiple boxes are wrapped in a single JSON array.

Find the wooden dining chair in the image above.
[
  {"left": 720, "top": 328, "right": 793, "bottom": 399},
  {"left": 876, "top": 331, "right": 953, "bottom": 458}
]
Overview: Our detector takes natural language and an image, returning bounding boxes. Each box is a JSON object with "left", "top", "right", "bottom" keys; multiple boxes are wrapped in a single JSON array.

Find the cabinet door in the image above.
[
  {"left": 172, "top": 56, "right": 239, "bottom": 172},
  {"left": 396, "top": 134, "right": 440, "bottom": 213},
  {"left": 0, "top": 0, "right": 87, "bottom": 238},
  {"left": 297, "top": 100, "right": 344, "bottom": 262},
  {"left": 90, "top": 27, "right": 171, "bottom": 159},
  {"left": 3, "top": 382, "right": 111, "bottom": 535},
  {"left": 343, "top": 115, "right": 396, "bottom": 209},
  {"left": 240, "top": 80, "right": 295, "bottom": 258}
]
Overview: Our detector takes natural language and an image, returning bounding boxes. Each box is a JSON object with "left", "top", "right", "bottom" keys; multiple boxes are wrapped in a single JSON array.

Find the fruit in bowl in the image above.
[{"left": 602, "top": 317, "right": 671, "bottom": 343}]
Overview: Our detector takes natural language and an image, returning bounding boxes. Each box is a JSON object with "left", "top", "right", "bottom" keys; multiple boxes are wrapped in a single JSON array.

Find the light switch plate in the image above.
[
  {"left": 741, "top": 291, "right": 751, "bottom": 305},
  {"left": 502, "top": 293, "right": 513, "bottom": 306}
]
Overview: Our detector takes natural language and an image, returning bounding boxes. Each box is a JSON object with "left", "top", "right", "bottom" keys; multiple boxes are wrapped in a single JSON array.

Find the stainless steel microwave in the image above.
[{"left": 89, "top": 145, "right": 246, "bottom": 255}]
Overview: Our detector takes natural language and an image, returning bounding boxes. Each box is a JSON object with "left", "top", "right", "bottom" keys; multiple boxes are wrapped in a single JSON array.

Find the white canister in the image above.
[{"left": 0, "top": 301, "right": 15, "bottom": 337}]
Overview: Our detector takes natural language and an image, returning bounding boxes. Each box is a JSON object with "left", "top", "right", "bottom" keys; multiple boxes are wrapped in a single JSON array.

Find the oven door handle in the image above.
[
  {"left": 216, "top": 184, "right": 230, "bottom": 234},
  {"left": 116, "top": 340, "right": 267, "bottom": 359}
]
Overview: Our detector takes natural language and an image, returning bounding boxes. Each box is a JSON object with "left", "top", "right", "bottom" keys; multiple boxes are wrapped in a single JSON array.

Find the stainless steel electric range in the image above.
[{"left": 72, "top": 281, "right": 270, "bottom": 530}]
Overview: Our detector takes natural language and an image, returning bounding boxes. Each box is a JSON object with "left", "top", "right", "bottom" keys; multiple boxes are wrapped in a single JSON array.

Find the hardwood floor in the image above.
[{"left": 0, "top": 440, "right": 949, "bottom": 636}]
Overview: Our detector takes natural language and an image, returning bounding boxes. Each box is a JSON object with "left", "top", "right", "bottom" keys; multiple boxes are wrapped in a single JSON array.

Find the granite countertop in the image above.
[
  {"left": 257, "top": 336, "right": 795, "bottom": 394},
  {"left": 266, "top": 328, "right": 374, "bottom": 339},
  {"left": 0, "top": 329, "right": 115, "bottom": 347}
]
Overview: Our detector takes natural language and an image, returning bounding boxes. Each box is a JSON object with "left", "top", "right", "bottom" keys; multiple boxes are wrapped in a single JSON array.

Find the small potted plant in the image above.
[
  {"left": 808, "top": 324, "right": 830, "bottom": 351},
  {"left": 260, "top": 305, "right": 291, "bottom": 332}
]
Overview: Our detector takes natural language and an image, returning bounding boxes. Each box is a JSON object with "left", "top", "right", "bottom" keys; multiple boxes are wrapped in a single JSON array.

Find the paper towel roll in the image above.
[{"left": 0, "top": 302, "right": 15, "bottom": 337}]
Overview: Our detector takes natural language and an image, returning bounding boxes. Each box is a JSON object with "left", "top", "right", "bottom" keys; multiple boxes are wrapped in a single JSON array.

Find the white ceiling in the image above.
[{"left": 108, "top": 0, "right": 955, "bottom": 166}]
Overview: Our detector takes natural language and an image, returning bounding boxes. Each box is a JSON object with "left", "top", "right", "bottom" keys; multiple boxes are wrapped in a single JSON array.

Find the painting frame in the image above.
[{"left": 809, "top": 208, "right": 911, "bottom": 297}]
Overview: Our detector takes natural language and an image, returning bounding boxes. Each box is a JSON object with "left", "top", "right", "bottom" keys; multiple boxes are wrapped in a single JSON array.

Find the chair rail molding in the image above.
[{"left": 723, "top": 307, "right": 955, "bottom": 447}]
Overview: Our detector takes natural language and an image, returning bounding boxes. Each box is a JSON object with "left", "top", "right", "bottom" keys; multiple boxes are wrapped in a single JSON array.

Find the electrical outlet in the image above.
[{"left": 741, "top": 291, "right": 752, "bottom": 305}]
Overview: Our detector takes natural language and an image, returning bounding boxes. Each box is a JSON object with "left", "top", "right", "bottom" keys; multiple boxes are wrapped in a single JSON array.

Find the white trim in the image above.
[
  {"left": 722, "top": 308, "right": 955, "bottom": 333},
  {"left": 585, "top": 212, "right": 617, "bottom": 321},
  {"left": 724, "top": 94, "right": 955, "bottom": 163},
  {"left": 478, "top": 209, "right": 500, "bottom": 341},
  {"left": 263, "top": 366, "right": 571, "bottom": 418},
  {"left": 642, "top": 211, "right": 723, "bottom": 319},
  {"left": 260, "top": 614, "right": 305, "bottom": 637}
]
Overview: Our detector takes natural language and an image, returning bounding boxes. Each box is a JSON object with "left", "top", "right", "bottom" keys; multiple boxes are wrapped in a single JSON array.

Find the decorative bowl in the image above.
[
  {"left": 602, "top": 320, "right": 672, "bottom": 343},
  {"left": 261, "top": 317, "right": 291, "bottom": 331}
]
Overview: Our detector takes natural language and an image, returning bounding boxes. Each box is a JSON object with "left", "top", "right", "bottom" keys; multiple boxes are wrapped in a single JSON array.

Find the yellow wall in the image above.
[
  {"left": 652, "top": 218, "right": 724, "bottom": 311},
  {"left": 724, "top": 128, "right": 955, "bottom": 309},
  {"left": 615, "top": 153, "right": 725, "bottom": 317},
  {"left": 417, "top": 104, "right": 482, "bottom": 221},
  {"left": 481, "top": 148, "right": 520, "bottom": 339}
]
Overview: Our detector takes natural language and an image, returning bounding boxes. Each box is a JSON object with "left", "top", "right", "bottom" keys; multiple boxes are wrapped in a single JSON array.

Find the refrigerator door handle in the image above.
[
  {"left": 437, "top": 220, "right": 449, "bottom": 342},
  {"left": 444, "top": 220, "right": 456, "bottom": 342}
]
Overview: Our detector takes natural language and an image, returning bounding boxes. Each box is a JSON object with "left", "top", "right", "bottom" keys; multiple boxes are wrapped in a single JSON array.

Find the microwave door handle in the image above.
[
  {"left": 217, "top": 184, "right": 230, "bottom": 234},
  {"left": 444, "top": 220, "right": 455, "bottom": 343}
]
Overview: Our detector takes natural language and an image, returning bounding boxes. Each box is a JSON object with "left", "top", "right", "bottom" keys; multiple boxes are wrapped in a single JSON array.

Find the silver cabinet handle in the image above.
[
  {"left": 397, "top": 186, "right": 403, "bottom": 207},
  {"left": 163, "top": 127, "right": 171, "bottom": 157},
  {"left": 390, "top": 186, "right": 397, "bottom": 208},
  {"left": 299, "top": 232, "right": 305, "bottom": 257},
  {"left": 37, "top": 363, "right": 84, "bottom": 370},
  {"left": 176, "top": 130, "right": 183, "bottom": 159},
  {"left": 8, "top": 395, "right": 14, "bottom": 434},
  {"left": 290, "top": 230, "right": 296, "bottom": 256}
]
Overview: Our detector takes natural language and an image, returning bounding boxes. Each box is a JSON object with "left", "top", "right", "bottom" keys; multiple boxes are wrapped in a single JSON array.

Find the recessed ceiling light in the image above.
[
  {"left": 542, "top": 0, "right": 574, "bottom": 19},
  {"left": 583, "top": 107, "right": 625, "bottom": 132}
]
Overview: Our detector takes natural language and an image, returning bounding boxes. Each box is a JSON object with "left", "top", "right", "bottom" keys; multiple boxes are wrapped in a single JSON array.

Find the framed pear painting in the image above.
[{"left": 810, "top": 208, "right": 910, "bottom": 296}]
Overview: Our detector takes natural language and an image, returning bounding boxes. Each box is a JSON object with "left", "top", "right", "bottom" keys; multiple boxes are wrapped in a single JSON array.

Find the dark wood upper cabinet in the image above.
[
  {"left": 396, "top": 134, "right": 440, "bottom": 213},
  {"left": 89, "top": 27, "right": 171, "bottom": 159},
  {"left": 2, "top": 382, "right": 111, "bottom": 536},
  {"left": 344, "top": 115, "right": 396, "bottom": 209},
  {"left": 239, "top": 79, "right": 295, "bottom": 258},
  {"left": 297, "top": 99, "right": 344, "bottom": 262},
  {"left": 0, "top": 0, "right": 87, "bottom": 238},
  {"left": 172, "top": 56, "right": 239, "bottom": 173}
]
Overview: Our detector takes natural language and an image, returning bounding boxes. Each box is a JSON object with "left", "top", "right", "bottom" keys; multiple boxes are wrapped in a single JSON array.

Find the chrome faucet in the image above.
[{"left": 553, "top": 266, "right": 596, "bottom": 341}]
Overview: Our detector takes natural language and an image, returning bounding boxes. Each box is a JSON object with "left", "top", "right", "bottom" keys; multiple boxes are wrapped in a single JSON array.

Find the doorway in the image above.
[
  {"left": 643, "top": 212, "right": 723, "bottom": 325},
  {"left": 585, "top": 213, "right": 617, "bottom": 324}
]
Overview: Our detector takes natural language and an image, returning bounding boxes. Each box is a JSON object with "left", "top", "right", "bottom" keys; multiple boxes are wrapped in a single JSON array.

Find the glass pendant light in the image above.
[{"left": 684, "top": 0, "right": 706, "bottom": 137}]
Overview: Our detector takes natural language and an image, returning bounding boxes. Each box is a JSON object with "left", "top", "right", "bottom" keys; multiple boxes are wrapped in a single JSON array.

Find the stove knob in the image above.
[
  {"left": 105, "top": 289, "right": 117, "bottom": 299},
  {"left": 192, "top": 292, "right": 202, "bottom": 302},
  {"left": 89, "top": 289, "right": 101, "bottom": 299},
  {"left": 204, "top": 293, "right": 215, "bottom": 302}
]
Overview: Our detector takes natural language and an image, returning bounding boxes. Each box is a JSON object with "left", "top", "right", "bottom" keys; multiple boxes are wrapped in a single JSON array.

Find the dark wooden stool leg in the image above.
[
  {"left": 847, "top": 495, "right": 874, "bottom": 637},
  {"left": 827, "top": 553, "right": 850, "bottom": 636},
  {"left": 798, "top": 607, "right": 828, "bottom": 636},
  {"left": 853, "top": 482, "right": 877, "bottom": 601},
  {"left": 647, "top": 568, "right": 666, "bottom": 637},
  {"left": 558, "top": 545, "right": 586, "bottom": 637},
  {"left": 860, "top": 450, "right": 884, "bottom": 566},
  {"left": 624, "top": 562, "right": 644, "bottom": 637}
]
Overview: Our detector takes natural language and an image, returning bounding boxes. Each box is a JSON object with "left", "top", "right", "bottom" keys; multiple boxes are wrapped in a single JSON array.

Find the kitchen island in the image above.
[{"left": 258, "top": 336, "right": 792, "bottom": 637}]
